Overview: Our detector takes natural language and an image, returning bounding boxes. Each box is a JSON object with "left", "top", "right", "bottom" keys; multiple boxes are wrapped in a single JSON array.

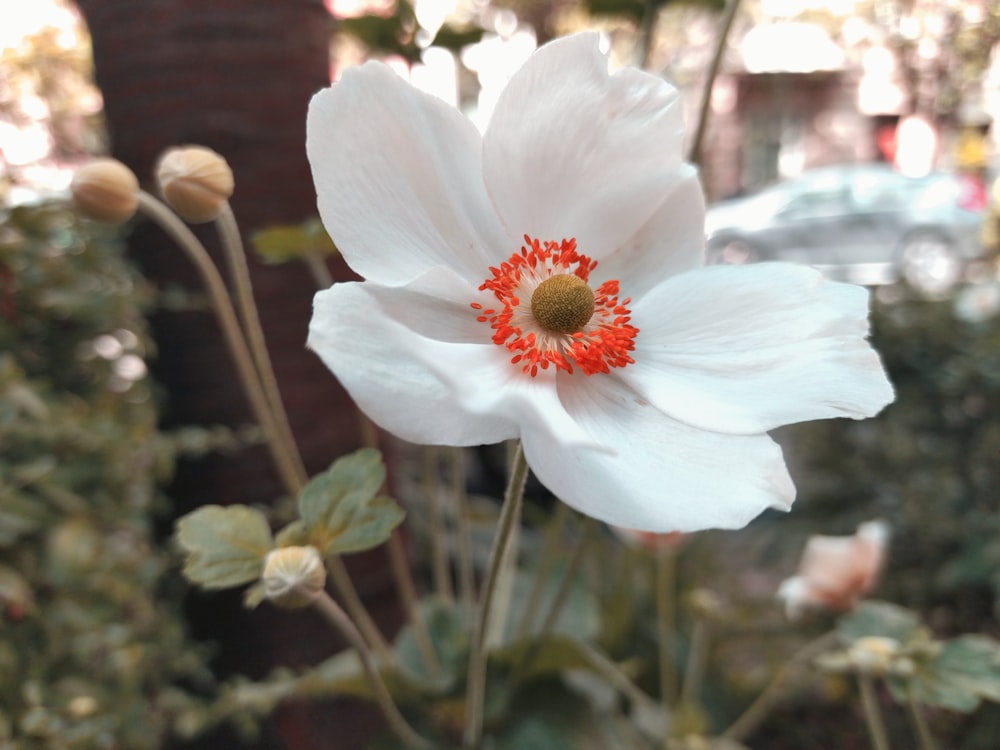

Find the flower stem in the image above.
[
  {"left": 450, "top": 447, "right": 477, "bottom": 615},
  {"left": 514, "top": 501, "right": 570, "bottom": 637},
  {"left": 140, "top": 192, "right": 391, "bottom": 663},
  {"left": 907, "top": 688, "right": 937, "bottom": 750},
  {"left": 135, "top": 192, "right": 302, "bottom": 494},
  {"left": 680, "top": 616, "right": 710, "bottom": 710},
  {"left": 312, "top": 591, "right": 433, "bottom": 750},
  {"left": 688, "top": 0, "right": 742, "bottom": 168},
  {"left": 462, "top": 443, "right": 529, "bottom": 748},
  {"left": 424, "top": 446, "right": 455, "bottom": 603},
  {"left": 656, "top": 546, "right": 678, "bottom": 721},
  {"left": 386, "top": 530, "right": 441, "bottom": 677},
  {"left": 859, "top": 675, "right": 892, "bottom": 750},
  {"left": 215, "top": 203, "right": 308, "bottom": 487},
  {"left": 722, "top": 631, "right": 839, "bottom": 741},
  {"left": 535, "top": 516, "right": 596, "bottom": 639}
]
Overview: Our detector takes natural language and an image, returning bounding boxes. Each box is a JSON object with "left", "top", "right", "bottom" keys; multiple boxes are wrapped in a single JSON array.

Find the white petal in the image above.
[
  {"left": 308, "top": 274, "right": 604, "bottom": 451},
  {"left": 306, "top": 62, "right": 507, "bottom": 286},
  {"left": 623, "top": 263, "right": 894, "bottom": 434},
  {"left": 597, "top": 167, "right": 706, "bottom": 300},
  {"left": 482, "top": 33, "right": 686, "bottom": 262},
  {"left": 519, "top": 375, "right": 795, "bottom": 532}
]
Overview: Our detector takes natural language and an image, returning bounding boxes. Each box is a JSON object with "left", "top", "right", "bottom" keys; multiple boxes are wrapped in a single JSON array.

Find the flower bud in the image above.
[
  {"left": 261, "top": 545, "right": 325, "bottom": 608},
  {"left": 848, "top": 636, "right": 900, "bottom": 676},
  {"left": 155, "top": 145, "right": 234, "bottom": 223},
  {"left": 70, "top": 158, "right": 139, "bottom": 224}
]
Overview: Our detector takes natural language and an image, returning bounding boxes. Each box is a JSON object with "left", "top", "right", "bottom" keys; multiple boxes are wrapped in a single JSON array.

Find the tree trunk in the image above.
[{"left": 74, "top": 2, "right": 396, "bottom": 747}]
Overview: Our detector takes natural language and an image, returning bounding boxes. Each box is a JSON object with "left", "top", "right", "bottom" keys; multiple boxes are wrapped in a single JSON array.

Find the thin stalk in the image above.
[
  {"left": 141, "top": 193, "right": 390, "bottom": 663},
  {"left": 534, "top": 517, "right": 596, "bottom": 640},
  {"left": 312, "top": 591, "right": 433, "bottom": 750},
  {"left": 135, "top": 192, "right": 302, "bottom": 494},
  {"left": 722, "top": 631, "right": 839, "bottom": 741},
  {"left": 688, "top": 0, "right": 742, "bottom": 168},
  {"left": 450, "top": 447, "right": 477, "bottom": 614},
  {"left": 215, "top": 203, "right": 307, "bottom": 486},
  {"left": 514, "top": 501, "right": 571, "bottom": 637},
  {"left": 423, "top": 446, "right": 454, "bottom": 603},
  {"left": 386, "top": 531, "right": 441, "bottom": 677},
  {"left": 656, "top": 546, "right": 678, "bottom": 720},
  {"left": 303, "top": 249, "right": 334, "bottom": 288},
  {"left": 462, "top": 443, "right": 529, "bottom": 748},
  {"left": 637, "top": 0, "right": 659, "bottom": 68},
  {"left": 679, "top": 616, "right": 710, "bottom": 709},
  {"left": 859, "top": 675, "right": 892, "bottom": 750},
  {"left": 907, "top": 688, "right": 937, "bottom": 750}
]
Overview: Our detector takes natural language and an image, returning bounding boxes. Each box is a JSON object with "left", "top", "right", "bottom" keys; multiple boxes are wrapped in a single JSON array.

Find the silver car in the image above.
[{"left": 704, "top": 164, "right": 985, "bottom": 292}]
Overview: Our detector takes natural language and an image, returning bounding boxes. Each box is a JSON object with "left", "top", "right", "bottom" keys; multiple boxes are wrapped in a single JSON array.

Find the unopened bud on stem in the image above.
[
  {"left": 70, "top": 158, "right": 139, "bottom": 224},
  {"left": 262, "top": 545, "right": 326, "bottom": 608},
  {"left": 155, "top": 145, "right": 234, "bottom": 223}
]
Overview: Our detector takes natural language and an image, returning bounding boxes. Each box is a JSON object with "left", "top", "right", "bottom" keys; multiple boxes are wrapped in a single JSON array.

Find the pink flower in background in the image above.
[
  {"left": 778, "top": 520, "right": 890, "bottom": 618},
  {"left": 305, "top": 33, "right": 894, "bottom": 533}
]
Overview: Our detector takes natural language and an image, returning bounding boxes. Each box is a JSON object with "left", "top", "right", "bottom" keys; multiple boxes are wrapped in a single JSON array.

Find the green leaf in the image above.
[
  {"left": 394, "top": 599, "right": 470, "bottom": 692},
  {"left": 297, "top": 449, "right": 405, "bottom": 555},
  {"left": 249, "top": 219, "right": 337, "bottom": 265},
  {"left": 837, "top": 601, "right": 923, "bottom": 643},
  {"left": 175, "top": 505, "right": 273, "bottom": 589},
  {"left": 904, "top": 635, "right": 1000, "bottom": 713}
]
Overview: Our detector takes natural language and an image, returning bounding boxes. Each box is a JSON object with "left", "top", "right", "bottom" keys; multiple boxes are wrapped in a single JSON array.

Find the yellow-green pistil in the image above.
[{"left": 530, "top": 273, "right": 595, "bottom": 334}]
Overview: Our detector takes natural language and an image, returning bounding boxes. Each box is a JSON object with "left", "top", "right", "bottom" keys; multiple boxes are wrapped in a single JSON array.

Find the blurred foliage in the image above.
[
  {"left": 334, "top": 0, "right": 485, "bottom": 63},
  {"left": 250, "top": 218, "right": 337, "bottom": 266},
  {"left": 0, "top": 202, "right": 212, "bottom": 749},
  {"left": 0, "top": 0, "right": 105, "bottom": 201}
]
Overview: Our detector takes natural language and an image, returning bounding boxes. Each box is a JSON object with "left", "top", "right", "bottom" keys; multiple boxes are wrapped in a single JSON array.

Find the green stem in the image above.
[
  {"left": 215, "top": 203, "right": 308, "bottom": 487},
  {"left": 688, "top": 0, "right": 743, "bottom": 168},
  {"left": 722, "top": 631, "right": 839, "bottom": 741},
  {"left": 450, "top": 447, "right": 477, "bottom": 614},
  {"left": 859, "top": 675, "right": 892, "bottom": 750},
  {"left": 534, "top": 516, "right": 596, "bottom": 640},
  {"left": 312, "top": 591, "right": 433, "bottom": 750},
  {"left": 680, "top": 616, "right": 710, "bottom": 709},
  {"left": 907, "top": 688, "right": 937, "bottom": 750},
  {"left": 424, "top": 446, "right": 455, "bottom": 603},
  {"left": 135, "top": 192, "right": 302, "bottom": 495},
  {"left": 656, "top": 546, "right": 678, "bottom": 726},
  {"left": 514, "top": 501, "right": 570, "bottom": 637},
  {"left": 303, "top": 249, "right": 334, "bottom": 288},
  {"left": 386, "top": 530, "right": 441, "bottom": 677},
  {"left": 462, "top": 443, "right": 529, "bottom": 748}
]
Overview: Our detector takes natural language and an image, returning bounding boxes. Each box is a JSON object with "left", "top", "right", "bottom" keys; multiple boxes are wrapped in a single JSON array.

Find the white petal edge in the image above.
[
  {"left": 621, "top": 263, "right": 894, "bottom": 434},
  {"left": 306, "top": 61, "right": 507, "bottom": 286},
  {"left": 308, "top": 276, "right": 607, "bottom": 452},
  {"left": 482, "top": 33, "right": 686, "bottom": 263},
  {"left": 596, "top": 166, "right": 706, "bottom": 301},
  {"left": 519, "top": 374, "right": 795, "bottom": 533}
]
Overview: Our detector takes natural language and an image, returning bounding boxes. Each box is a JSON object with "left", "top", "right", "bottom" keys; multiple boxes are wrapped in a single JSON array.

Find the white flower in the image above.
[
  {"left": 305, "top": 34, "right": 894, "bottom": 532},
  {"left": 778, "top": 520, "right": 890, "bottom": 618}
]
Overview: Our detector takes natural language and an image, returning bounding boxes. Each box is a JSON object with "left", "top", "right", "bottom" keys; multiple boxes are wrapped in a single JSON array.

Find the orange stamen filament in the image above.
[{"left": 472, "top": 236, "right": 638, "bottom": 377}]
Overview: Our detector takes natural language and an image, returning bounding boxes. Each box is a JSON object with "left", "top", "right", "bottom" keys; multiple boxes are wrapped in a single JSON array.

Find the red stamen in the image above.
[{"left": 471, "top": 236, "right": 638, "bottom": 377}]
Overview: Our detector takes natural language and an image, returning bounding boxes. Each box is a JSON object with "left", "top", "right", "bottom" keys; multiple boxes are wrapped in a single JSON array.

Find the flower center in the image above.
[
  {"left": 472, "top": 236, "right": 638, "bottom": 377},
  {"left": 530, "top": 274, "right": 595, "bottom": 334}
]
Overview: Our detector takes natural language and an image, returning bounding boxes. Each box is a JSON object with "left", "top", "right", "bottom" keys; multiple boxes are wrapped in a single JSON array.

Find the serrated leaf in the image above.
[
  {"left": 904, "top": 635, "right": 1000, "bottom": 712},
  {"left": 175, "top": 505, "right": 273, "bottom": 589},
  {"left": 837, "top": 601, "right": 923, "bottom": 643},
  {"left": 297, "top": 449, "right": 404, "bottom": 555}
]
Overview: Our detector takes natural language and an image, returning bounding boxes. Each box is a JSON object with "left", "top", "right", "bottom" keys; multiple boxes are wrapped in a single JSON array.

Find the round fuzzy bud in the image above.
[
  {"left": 261, "top": 545, "right": 326, "bottom": 608},
  {"left": 70, "top": 158, "right": 139, "bottom": 224},
  {"left": 155, "top": 145, "right": 234, "bottom": 223},
  {"left": 848, "top": 636, "right": 900, "bottom": 676}
]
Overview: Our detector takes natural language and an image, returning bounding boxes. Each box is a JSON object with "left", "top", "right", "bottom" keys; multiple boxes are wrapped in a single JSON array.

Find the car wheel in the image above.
[{"left": 898, "top": 232, "right": 962, "bottom": 295}]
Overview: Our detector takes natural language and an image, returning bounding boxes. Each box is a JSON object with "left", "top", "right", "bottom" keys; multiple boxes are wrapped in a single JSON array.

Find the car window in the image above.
[
  {"left": 850, "top": 172, "right": 912, "bottom": 210},
  {"left": 778, "top": 186, "right": 849, "bottom": 219}
]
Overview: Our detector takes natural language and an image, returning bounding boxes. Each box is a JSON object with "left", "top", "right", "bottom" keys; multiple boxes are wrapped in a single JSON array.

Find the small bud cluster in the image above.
[{"left": 261, "top": 545, "right": 326, "bottom": 609}]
